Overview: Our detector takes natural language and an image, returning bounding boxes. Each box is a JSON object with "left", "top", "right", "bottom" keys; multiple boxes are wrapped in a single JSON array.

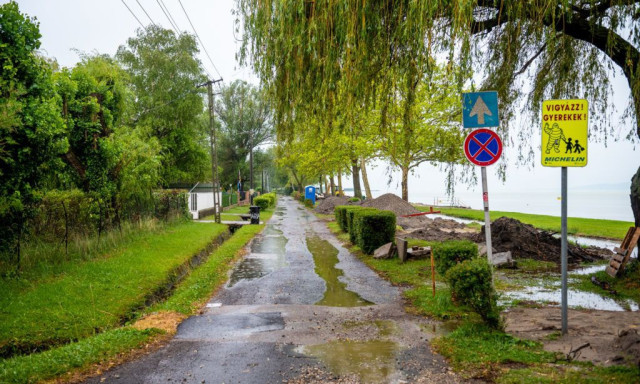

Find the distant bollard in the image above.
[{"left": 250, "top": 205, "right": 260, "bottom": 224}]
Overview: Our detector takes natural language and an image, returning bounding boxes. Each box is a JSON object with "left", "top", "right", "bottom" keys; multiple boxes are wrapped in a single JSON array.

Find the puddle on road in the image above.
[
  {"left": 296, "top": 340, "right": 398, "bottom": 383},
  {"left": 307, "top": 236, "right": 372, "bottom": 307},
  {"left": 227, "top": 224, "right": 288, "bottom": 287}
]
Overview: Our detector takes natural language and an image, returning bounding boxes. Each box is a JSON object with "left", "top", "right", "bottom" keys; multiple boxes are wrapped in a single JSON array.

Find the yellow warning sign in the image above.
[{"left": 541, "top": 99, "right": 588, "bottom": 167}]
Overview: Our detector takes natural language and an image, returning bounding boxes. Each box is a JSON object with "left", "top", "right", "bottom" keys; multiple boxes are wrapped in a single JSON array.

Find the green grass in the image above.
[
  {"left": 151, "top": 224, "right": 265, "bottom": 315},
  {"left": 201, "top": 205, "right": 275, "bottom": 223},
  {"left": 419, "top": 207, "right": 632, "bottom": 240},
  {"left": 0, "top": 221, "right": 227, "bottom": 357},
  {"left": 0, "top": 220, "right": 268, "bottom": 383},
  {"left": 0, "top": 328, "right": 160, "bottom": 384}
]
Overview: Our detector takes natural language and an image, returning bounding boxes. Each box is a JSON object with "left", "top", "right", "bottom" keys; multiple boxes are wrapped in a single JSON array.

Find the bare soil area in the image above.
[{"left": 505, "top": 307, "right": 640, "bottom": 367}]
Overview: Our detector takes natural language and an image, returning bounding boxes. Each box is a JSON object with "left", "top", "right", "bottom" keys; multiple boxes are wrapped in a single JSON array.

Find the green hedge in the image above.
[
  {"left": 433, "top": 240, "right": 478, "bottom": 276},
  {"left": 335, "top": 205, "right": 364, "bottom": 233},
  {"left": 263, "top": 192, "right": 277, "bottom": 207},
  {"left": 253, "top": 196, "right": 270, "bottom": 210},
  {"left": 352, "top": 209, "right": 396, "bottom": 254},
  {"left": 446, "top": 258, "right": 500, "bottom": 329},
  {"left": 348, "top": 207, "right": 378, "bottom": 243}
]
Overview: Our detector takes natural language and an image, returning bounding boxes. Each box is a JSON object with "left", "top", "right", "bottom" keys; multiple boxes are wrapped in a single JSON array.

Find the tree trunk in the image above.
[
  {"left": 330, "top": 174, "right": 336, "bottom": 196},
  {"left": 324, "top": 176, "right": 329, "bottom": 195},
  {"left": 351, "top": 159, "right": 362, "bottom": 198},
  {"left": 360, "top": 157, "right": 373, "bottom": 200},
  {"left": 401, "top": 166, "right": 409, "bottom": 201},
  {"left": 338, "top": 170, "right": 343, "bottom": 196},
  {"left": 319, "top": 176, "right": 323, "bottom": 194},
  {"left": 631, "top": 167, "right": 640, "bottom": 248}
]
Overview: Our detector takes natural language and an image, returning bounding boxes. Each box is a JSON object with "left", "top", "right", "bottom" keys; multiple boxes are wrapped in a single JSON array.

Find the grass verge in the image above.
[
  {"left": 418, "top": 206, "right": 632, "bottom": 240},
  {"left": 324, "top": 215, "right": 639, "bottom": 382},
  {"left": 0, "top": 221, "right": 227, "bottom": 357},
  {"left": 0, "top": 328, "right": 161, "bottom": 384},
  {"left": 0, "top": 221, "right": 267, "bottom": 383}
]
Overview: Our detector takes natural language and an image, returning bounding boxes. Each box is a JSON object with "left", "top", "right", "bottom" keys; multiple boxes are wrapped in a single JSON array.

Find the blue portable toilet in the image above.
[{"left": 304, "top": 185, "right": 316, "bottom": 205}]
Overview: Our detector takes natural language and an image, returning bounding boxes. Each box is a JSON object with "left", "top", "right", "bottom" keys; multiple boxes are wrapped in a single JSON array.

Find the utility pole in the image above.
[{"left": 201, "top": 78, "right": 223, "bottom": 223}]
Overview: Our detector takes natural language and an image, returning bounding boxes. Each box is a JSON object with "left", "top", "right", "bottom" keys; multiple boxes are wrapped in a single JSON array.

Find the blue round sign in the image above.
[{"left": 464, "top": 129, "right": 503, "bottom": 166}]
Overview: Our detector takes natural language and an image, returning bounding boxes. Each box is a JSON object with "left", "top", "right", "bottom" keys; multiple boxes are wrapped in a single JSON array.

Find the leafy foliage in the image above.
[
  {"left": 446, "top": 258, "right": 501, "bottom": 329},
  {"left": 352, "top": 209, "right": 396, "bottom": 255},
  {"left": 433, "top": 240, "right": 479, "bottom": 276},
  {"left": 117, "top": 25, "right": 209, "bottom": 185},
  {"left": 0, "top": 2, "right": 66, "bottom": 259}
]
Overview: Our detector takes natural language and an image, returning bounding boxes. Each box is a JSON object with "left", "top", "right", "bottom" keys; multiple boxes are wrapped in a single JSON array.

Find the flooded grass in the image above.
[
  {"left": 306, "top": 236, "right": 372, "bottom": 307},
  {"left": 297, "top": 340, "right": 399, "bottom": 383}
]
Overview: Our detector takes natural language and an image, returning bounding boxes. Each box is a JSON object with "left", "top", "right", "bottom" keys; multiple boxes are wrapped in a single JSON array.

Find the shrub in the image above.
[
  {"left": 446, "top": 258, "right": 501, "bottom": 329},
  {"left": 304, "top": 198, "right": 314, "bottom": 208},
  {"left": 284, "top": 186, "right": 293, "bottom": 196},
  {"left": 352, "top": 209, "right": 396, "bottom": 254},
  {"left": 348, "top": 207, "right": 378, "bottom": 244},
  {"left": 334, "top": 205, "right": 350, "bottom": 231},
  {"left": 292, "top": 191, "right": 301, "bottom": 201},
  {"left": 433, "top": 240, "right": 478, "bottom": 276},
  {"left": 348, "top": 197, "right": 360, "bottom": 202},
  {"left": 253, "top": 196, "right": 269, "bottom": 210},
  {"left": 262, "top": 192, "right": 277, "bottom": 207}
]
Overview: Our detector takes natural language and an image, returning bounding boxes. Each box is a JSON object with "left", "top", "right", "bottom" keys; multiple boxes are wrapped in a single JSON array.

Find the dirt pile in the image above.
[
  {"left": 314, "top": 196, "right": 357, "bottom": 214},
  {"left": 486, "top": 217, "right": 611, "bottom": 263},
  {"left": 398, "top": 216, "right": 478, "bottom": 242},
  {"left": 361, "top": 193, "right": 420, "bottom": 216}
]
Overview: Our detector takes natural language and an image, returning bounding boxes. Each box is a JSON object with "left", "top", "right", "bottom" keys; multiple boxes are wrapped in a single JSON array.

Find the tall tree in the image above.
[
  {"left": 237, "top": 1, "right": 640, "bottom": 223},
  {"left": 0, "top": 2, "right": 66, "bottom": 260},
  {"left": 215, "top": 80, "right": 273, "bottom": 189},
  {"left": 380, "top": 65, "right": 467, "bottom": 200},
  {"left": 117, "top": 26, "right": 209, "bottom": 185}
]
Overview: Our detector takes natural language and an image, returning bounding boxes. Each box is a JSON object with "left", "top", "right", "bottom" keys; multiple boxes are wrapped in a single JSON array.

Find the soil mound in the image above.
[
  {"left": 486, "top": 217, "right": 611, "bottom": 263},
  {"left": 361, "top": 193, "right": 420, "bottom": 216},
  {"left": 314, "top": 196, "right": 356, "bottom": 214},
  {"left": 399, "top": 216, "right": 478, "bottom": 242}
]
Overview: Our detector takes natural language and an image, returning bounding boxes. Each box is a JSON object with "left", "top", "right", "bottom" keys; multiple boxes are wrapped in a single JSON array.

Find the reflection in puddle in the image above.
[
  {"left": 296, "top": 340, "right": 398, "bottom": 383},
  {"left": 307, "top": 236, "right": 372, "bottom": 307},
  {"left": 227, "top": 224, "right": 288, "bottom": 287},
  {"left": 502, "top": 285, "right": 639, "bottom": 311},
  {"left": 419, "top": 320, "right": 461, "bottom": 339}
]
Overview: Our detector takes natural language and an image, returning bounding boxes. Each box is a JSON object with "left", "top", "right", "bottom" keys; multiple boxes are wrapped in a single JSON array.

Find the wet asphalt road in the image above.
[{"left": 85, "top": 197, "right": 459, "bottom": 383}]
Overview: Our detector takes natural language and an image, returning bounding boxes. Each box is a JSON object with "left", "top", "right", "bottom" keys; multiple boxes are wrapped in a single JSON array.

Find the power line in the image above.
[
  {"left": 159, "top": 0, "right": 182, "bottom": 33},
  {"left": 121, "top": 0, "right": 146, "bottom": 29},
  {"left": 155, "top": 0, "right": 180, "bottom": 34},
  {"left": 178, "top": 0, "right": 223, "bottom": 80},
  {"left": 135, "top": 0, "right": 156, "bottom": 26}
]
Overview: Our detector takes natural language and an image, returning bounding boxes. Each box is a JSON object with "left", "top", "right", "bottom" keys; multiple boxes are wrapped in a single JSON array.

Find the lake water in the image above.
[{"left": 367, "top": 188, "right": 634, "bottom": 222}]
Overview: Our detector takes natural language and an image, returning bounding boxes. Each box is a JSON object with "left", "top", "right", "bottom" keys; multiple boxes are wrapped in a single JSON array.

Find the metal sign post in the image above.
[
  {"left": 463, "top": 128, "right": 503, "bottom": 284},
  {"left": 561, "top": 167, "right": 568, "bottom": 334},
  {"left": 541, "top": 99, "right": 588, "bottom": 336},
  {"left": 481, "top": 167, "right": 493, "bottom": 268}
]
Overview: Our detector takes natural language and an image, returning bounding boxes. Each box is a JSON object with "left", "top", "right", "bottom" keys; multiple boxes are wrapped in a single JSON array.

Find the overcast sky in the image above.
[{"left": 7, "top": 0, "right": 640, "bottom": 219}]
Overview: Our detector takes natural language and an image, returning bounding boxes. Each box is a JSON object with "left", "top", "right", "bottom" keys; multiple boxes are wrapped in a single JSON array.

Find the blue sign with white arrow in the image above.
[{"left": 462, "top": 91, "right": 500, "bottom": 128}]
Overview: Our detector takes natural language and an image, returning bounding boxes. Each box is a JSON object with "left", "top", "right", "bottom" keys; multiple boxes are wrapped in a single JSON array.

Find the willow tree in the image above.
[
  {"left": 380, "top": 64, "right": 467, "bottom": 200},
  {"left": 237, "top": 0, "right": 640, "bottom": 225}
]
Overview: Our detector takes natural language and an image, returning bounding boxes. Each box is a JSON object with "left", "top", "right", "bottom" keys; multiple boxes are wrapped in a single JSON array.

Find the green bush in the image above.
[
  {"left": 262, "top": 192, "right": 277, "bottom": 207},
  {"left": 253, "top": 196, "right": 269, "bottom": 210},
  {"left": 352, "top": 209, "right": 396, "bottom": 254},
  {"left": 446, "top": 258, "right": 501, "bottom": 329},
  {"left": 433, "top": 240, "right": 478, "bottom": 276},
  {"left": 348, "top": 197, "right": 360, "bottom": 202},
  {"left": 348, "top": 207, "right": 378, "bottom": 243},
  {"left": 304, "top": 198, "right": 314, "bottom": 208},
  {"left": 334, "top": 205, "right": 350, "bottom": 231},
  {"left": 284, "top": 186, "right": 293, "bottom": 196}
]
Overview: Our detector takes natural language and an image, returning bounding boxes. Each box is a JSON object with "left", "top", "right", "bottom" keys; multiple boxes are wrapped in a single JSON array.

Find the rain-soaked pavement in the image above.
[{"left": 86, "top": 197, "right": 459, "bottom": 383}]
